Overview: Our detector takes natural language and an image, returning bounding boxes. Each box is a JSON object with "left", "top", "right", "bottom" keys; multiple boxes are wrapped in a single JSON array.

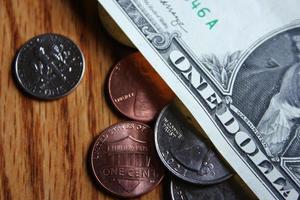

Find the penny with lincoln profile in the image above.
[
  {"left": 91, "top": 121, "right": 165, "bottom": 198},
  {"left": 108, "top": 52, "right": 175, "bottom": 122}
]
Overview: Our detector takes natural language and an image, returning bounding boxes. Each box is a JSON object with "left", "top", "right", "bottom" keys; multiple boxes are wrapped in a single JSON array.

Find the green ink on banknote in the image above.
[
  {"left": 189, "top": 0, "right": 218, "bottom": 30},
  {"left": 206, "top": 19, "right": 218, "bottom": 30}
]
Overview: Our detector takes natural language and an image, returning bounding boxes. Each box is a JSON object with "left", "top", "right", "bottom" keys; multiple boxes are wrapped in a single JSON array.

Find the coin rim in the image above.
[
  {"left": 14, "top": 33, "right": 85, "bottom": 100},
  {"left": 90, "top": 121, "right": 165, "bottom": 198},
  {"left": 154, "top": 104, "right": 232, "bottom": 185},
  {"left": 170, "top": 180, "right": 177, "bottom": 200},
  {"left": 108, "top": 52, "right": 154, "bottom": 122}
]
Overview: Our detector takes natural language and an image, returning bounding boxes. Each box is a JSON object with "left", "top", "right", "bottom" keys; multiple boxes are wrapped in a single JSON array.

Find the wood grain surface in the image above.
[{"left": 0, "top": 0, "right": 164, "bottom": 199}]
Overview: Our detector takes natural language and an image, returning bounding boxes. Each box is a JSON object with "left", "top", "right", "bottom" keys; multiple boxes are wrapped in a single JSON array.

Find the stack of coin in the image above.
[
  {"left": 14, "top": 33, "right": 251, "bottom": 199},
  {"left": 89, "top": 52, "right": 174, "bottom": 198},
  {"left": 89, "top": 52, "right": 252, "bottom": 199},
  {"left": 155, "top": 102, "right": 253, "bottom": 199}
]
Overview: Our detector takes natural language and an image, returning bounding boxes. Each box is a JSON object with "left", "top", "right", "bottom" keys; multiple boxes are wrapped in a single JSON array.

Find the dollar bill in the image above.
[{"left": 97, "top": 0, "right": 300, "bottom": 199}]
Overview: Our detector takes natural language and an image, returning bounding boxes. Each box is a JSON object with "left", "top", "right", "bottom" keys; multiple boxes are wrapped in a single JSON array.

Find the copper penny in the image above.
[
  {"left": 91, "top": 121, "right": 165, "bottom": 198},
  {"left": 108, "top": 52, "right": 175, "bottom": 122}
]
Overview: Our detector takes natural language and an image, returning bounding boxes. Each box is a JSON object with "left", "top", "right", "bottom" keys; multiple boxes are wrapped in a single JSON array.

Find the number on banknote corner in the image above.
[{"left": 189, "top": 0, "right": 218, "bottom": 30}]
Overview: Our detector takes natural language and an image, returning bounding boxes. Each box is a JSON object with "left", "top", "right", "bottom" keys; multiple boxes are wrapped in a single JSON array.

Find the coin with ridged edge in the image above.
[
  {"left": 14, "top": 33, "right": 85, "bottom": 100},
  {"left": 155, "top": 104, "right": 232, "bottom": 184},
  {"left": 170, "top": 178, "right": 248, "bottom": 200},
  {"left": 91, "top": 121, "right": 165, "bottom": 198}
]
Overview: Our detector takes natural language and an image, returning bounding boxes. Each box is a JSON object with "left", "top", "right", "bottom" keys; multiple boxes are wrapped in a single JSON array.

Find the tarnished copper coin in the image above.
[
  {"left": 91, "top": 121, "right": 165, "bottom": 198},
  {"left": 108, "top": 52, "right": 175, "bottom": 122}
]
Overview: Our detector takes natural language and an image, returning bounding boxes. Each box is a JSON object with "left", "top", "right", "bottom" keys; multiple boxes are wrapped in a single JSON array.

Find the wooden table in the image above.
[{"left": 0, "top": 0, "right": 163, "bottom": 199}]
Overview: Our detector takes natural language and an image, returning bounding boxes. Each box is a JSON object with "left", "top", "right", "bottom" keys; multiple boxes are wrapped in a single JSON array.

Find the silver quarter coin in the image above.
[
  {"left": 170, "top": 178, "right": 247, "bottom": 200},
  {"left": 155, "top": 104, "right": 232, "bottom": 184},
  {"left": 14, "top": 33, "right": 85, "bottom": 100}
]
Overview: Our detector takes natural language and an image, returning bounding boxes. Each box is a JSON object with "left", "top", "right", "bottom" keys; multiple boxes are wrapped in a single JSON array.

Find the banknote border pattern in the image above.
[{"left": 113, "top": 0, "right": 300, "bottom": 199}]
